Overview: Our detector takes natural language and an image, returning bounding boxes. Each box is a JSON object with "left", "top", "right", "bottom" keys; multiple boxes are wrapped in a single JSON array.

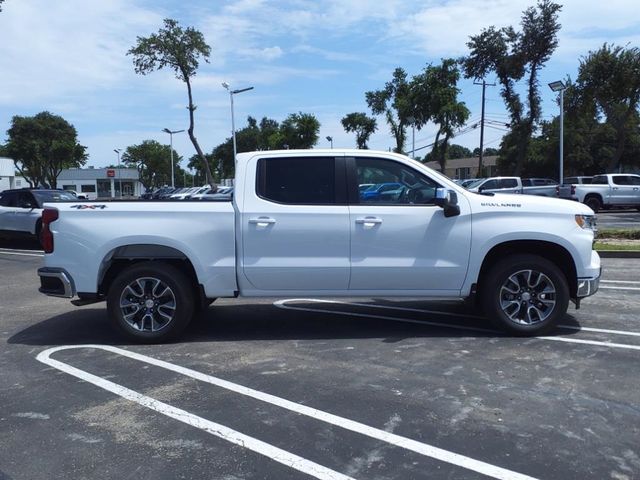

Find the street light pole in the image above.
[
  {"left": 162, "top": 128, "right": 185, "bottom": 189},
  {"left": 548, "top": 80, "right": 566, "bottom": 185},
  {"left": 326, "top": 136, "right": 333, "bottom": 149},
  {"left": 222, "top": 82, "right": 254, "bottom": 164},
  {"left": 113, "top": 149, "right": 122, "bottom": 198}
]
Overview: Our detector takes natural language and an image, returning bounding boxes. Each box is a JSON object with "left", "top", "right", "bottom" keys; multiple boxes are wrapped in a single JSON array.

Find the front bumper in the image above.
[
  {"left": 38, "top": 267, "right": 76, "bottom": 298},
  {"left": 576, "top": 267, "right": 601, "bottom": 298}
]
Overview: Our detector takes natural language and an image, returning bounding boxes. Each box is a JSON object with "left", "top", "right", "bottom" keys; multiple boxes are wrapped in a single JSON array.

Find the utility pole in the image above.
[{"left": 474, "top": 80, "right": 495, "bottom": 177}]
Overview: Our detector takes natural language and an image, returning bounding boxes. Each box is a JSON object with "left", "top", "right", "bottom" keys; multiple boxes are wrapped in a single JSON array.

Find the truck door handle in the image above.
[
  {"left": 356, "top": 217, "right": 382, "bottom": 226},
  {"left": 249, "top": 217, "right": 276, "bottom": 226}
]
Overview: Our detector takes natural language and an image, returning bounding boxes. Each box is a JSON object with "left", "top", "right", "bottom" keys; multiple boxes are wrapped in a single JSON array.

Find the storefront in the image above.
[{"left": 57, "top": 167, "right": 142, "bottom": 199}]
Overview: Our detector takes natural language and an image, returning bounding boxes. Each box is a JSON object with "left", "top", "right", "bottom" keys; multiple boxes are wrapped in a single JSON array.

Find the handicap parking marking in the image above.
[
  {"left": 275, "top": 299, "right": 640, "bottom": 352},
  {"left": 37, "top": 345, "right": 539, "bottom": 480}
]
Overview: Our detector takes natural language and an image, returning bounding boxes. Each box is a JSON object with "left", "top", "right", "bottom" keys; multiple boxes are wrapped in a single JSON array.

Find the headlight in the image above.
[{"left": 575, "top": 214, "right": 597, "bottom": 231}]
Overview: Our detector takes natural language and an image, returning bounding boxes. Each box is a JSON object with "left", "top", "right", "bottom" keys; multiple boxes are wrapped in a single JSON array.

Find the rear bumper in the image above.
[{"left": 38, "top": 267, "right": 76, "bottom": 298}]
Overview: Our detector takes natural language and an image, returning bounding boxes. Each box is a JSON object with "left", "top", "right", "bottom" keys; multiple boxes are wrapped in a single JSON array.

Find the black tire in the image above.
[
  {"left": 107, "top": 261, "right": 195, "bottom": 343},
  {"left": 584, "top": 196, "right": 602, "bottom": 213},
  {"left": 481, "top": 254, "right": 569, "bottom": 336}
]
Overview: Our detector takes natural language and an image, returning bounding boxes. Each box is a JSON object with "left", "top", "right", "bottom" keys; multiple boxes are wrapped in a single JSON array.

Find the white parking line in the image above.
[
  {"left": 37, "top": 345, "right": 539, "bottom": 480},
  {"left": 275, "top": 299, "right": 640, "bottom": 352},
  {"left": 600, "top": 286, "right": 640, "bottom": 291},
  {"left": 601, "top": 280, "right": 640, "bottom": 285},
  {"left": 37, "top": 346, "right": 354, "bottom": 480},
  {"left": 0, "top": 250, "right": 44, "bottom": 257}
]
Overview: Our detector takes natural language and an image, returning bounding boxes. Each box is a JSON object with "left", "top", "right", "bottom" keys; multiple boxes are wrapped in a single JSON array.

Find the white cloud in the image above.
[{"left": 0, "top": 0, "right": 163, "bottom": 106}]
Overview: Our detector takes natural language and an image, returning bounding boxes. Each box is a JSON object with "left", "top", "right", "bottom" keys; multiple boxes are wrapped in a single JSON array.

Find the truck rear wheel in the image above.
[
  {"left": 584, "top": 196, "right": 602, "bottom": 213},
  {"left": 107, "top": 262, "right": 195, "bottom": 343},
  {"left": 481, "top": 254, "right": 569, "bottom": 336}
]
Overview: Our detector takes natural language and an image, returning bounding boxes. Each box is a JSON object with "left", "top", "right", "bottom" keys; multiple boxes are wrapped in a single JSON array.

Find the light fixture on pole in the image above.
[
  {"left": 113, "top": 149, "right": 122, "bottom": 198},
  {"left": 326, "top": 136, "right": 333, "bottom": 149},
  {"left": 222, "top": 82, "right": 254, "bottom": 163},
  {"left": 548, "top": 80, "right": 566, "bottom": 185},
  {"left": 162, "top": 128, "right": 185, "bottom": 189}
]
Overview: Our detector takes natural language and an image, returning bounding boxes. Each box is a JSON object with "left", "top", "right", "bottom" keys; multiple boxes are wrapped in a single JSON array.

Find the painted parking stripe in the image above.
[
  {"left": 0, "top": 250, "right": 44, "bottom": 257},
  {"left": 600, "top": 286, "right": 640, "bottom": 291},
  {"left": 38, "top": 345, "right": 539, "bottom": 480},
  {"left": 275, "top": 299, "right": 640, "bottom": 351},
  {"left": 601, "top": 280, "right": 640, "bottom": 285},
  {"left": 37, "top": 346, "right": 354, "bottom": 480}
]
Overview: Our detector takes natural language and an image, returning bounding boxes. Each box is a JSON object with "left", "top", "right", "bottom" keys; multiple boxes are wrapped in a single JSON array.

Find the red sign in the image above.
[{"left": 107, "top": 169, "right": 115, "bottom": 178}]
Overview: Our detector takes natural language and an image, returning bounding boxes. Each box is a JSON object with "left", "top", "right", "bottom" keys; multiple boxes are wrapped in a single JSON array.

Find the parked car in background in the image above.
[
  {"left": 62, "top": 189, "right": 88, "bottom": 200},
  {"left": 0, "top": 189, "right": 78, "bottom": 241},
  {"left": 564, "top": 176, "right": 593, "bottom": 185},
  {"left": 456, "top": 178, "right": 482, "bottom": 188},
  {"left": 151, "top": 187, "right": 176, "bottom": 199},
  {"left": 556, "top": 176, "right": 593, "bottom": 200},
  {"left": 360, "top": 182, "right": 403, "bottom": 201},
  {"left": 559, "top": 173, "right": 640, "bottom": 212},
  {"left": 198, "top": 186, "right": 234, "bottom": 201},
  {"left": 466, "top": 177, "right": 557, "bottom": 196},
  {"left": 182, "top": 185, "right": 211, "bottom": 200}
]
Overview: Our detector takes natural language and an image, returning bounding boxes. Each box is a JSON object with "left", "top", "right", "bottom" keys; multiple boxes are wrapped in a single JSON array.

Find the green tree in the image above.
[
  {"left": 121, "top": 140, "right": 180, "bottom": 191},
  {"left": 575, "top": 44, "right": 640, "bottom": 172},
  {"left": 277, "top": 112, "right": 321, "bottom": 149},
  {"left": 341, "top": 112, "right": 377, "bottom": 149},
  {"left": 448, "top": 144, "right": 473, "bottom": 159},
  {"left": 411, "top": 59, "right": 470, "bottom": 171},
  {"left": 473, "top": 147, "right": 499, "bottom": 157},
  {"left": 462, "top": 0, "right": 562, "bottom": 175},
  {"left": 366, "top": 68, "right": 412, "bottom": 153},
  {"left": 5, "top": 111, "right": 87, "bottom": 188},
  {"left": 128, "top": 18, "right": 215, "bottom": 186}
]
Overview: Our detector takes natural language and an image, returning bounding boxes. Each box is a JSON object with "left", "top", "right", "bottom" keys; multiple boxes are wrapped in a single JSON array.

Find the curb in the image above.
[{"left": 596, "top": 250, "right": 640, "bottom": 258}]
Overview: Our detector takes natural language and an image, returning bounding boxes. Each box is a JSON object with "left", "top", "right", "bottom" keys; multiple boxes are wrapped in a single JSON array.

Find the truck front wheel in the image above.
[
  {"left": 481, "top": 254, "right": 569, "bottom": 336},
  {"left": 107, "top": 262, "right": 195, "bottom": 343}
]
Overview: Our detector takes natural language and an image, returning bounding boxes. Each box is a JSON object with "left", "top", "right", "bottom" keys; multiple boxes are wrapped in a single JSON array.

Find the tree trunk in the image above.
[
  {"left": 607, "top": 131, "right": 627, "bottom": 172},
  {"left": 185, "top": 76, "right": 215, "bottom": 187}
]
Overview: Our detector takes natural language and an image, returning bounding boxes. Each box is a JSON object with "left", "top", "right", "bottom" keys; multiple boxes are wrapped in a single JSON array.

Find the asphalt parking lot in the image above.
[{"left": 1, "top": 246, "right": 639, "bottom": 480}]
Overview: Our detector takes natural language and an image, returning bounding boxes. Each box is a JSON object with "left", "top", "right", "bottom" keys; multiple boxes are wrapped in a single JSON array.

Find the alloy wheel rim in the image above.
[
  {"left": 119, "top": 277, "right": 176, "bottom": 332},
  {"left": 498, "top": 269, "right": 556, "bottom": 325}
]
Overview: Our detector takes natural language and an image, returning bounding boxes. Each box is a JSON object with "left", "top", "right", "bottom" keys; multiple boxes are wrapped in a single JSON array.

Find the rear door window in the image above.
[{"left": 257, "top": 156, "right": 339, "bottom": 205}]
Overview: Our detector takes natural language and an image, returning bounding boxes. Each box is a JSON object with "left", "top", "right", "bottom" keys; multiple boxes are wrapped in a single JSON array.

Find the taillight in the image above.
[{"left": 41, "top": 208, "right": 59, "bottom": 253}]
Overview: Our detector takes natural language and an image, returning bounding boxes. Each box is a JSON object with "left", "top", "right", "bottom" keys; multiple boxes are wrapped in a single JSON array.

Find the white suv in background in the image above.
[{"left": 0, "top": 189, "right": 77, "bottom": 240}]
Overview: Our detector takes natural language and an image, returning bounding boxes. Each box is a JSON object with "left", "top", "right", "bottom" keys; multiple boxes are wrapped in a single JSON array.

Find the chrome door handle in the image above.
[
  {"left": 249, "top": 217, "right": 276, "bottom": 226},
  {"left": 356, "top": 217, "right": 382, "bottom": 226}
]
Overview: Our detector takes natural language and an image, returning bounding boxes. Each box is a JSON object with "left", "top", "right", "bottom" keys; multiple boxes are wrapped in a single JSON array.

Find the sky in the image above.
[{"left": 1, "top": 0, "right": 639, "bottom": 169}]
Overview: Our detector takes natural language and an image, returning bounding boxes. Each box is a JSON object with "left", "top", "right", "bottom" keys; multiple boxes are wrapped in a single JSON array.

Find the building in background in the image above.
[
  {"left": 57, "top": 167, "right": 142, "bottom": 199},
  {"left": 424, "top": 156, "right": 498, "bottom": 180},
  {"left": 0, "top": 157, "right": 24, "bottom": 191}
]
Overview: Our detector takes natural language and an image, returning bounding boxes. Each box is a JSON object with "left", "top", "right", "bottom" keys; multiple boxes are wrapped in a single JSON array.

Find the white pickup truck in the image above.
[
  {"left": 38, "top": 150, "right": 601, "bottom": 342},
  {"left": 557, "top": 173, "right": 640, "bottom": 212},
  {"left": 465, "top": 177, "right": 558, "bottom": 197}
]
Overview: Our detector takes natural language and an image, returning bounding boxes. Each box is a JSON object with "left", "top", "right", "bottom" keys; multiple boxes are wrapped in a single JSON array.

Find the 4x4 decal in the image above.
[{"left": 69, "top": 204, "right": 107, "bottom": 210}]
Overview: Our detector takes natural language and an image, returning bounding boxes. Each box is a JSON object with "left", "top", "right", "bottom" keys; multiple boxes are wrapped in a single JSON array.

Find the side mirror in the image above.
[
  {"left": 478, "top": 186, "right": 485, "bottom": 192},
  {"left": 435, "top": 188, "right": 460, "bottom": 218}
]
